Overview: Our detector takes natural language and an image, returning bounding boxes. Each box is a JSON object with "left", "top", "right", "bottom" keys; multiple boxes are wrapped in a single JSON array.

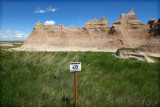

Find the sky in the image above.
[{"left": 0, "top": 0, "right": 160, "bottom": 41}]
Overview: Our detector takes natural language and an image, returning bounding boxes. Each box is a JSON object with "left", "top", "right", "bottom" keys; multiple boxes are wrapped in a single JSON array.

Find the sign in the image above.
[
  {"left": 70, "top": 62, "right": 81, "bottom": 72},
  {"left": 70, "top": 62, "right": 81, "bottom": 107}
]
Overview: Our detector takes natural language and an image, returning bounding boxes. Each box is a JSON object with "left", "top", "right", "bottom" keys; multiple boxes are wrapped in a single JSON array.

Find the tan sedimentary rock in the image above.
[
  {"left": 112, "top": 8, "right": 149, "bottom": 48},
  {"left": 148, "top": 18, "right": 160, "bottom": 36},
  {"left": 22, "top": 9, "right": 160, "bottom": 54},
  {"left": 147, "top": 18, "right": 157, "bottom": 28},
  {"left": 23, "top": 17, "right": 121, "bottom": 51},
  {"left": 140, "top": 18, "right": 160, "bottom": 53},
  {"left": 84, "top": 17, "right": 109, "bottom": 29}
]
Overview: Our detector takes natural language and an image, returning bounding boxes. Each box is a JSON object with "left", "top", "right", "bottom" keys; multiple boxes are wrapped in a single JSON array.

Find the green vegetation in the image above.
[
  {"left": 149, "top": 56, "right": 160, "bottom": 62},
  {"left": 0, "top": 48, "right": 160, "bottom": 106},
  {"left": 118, "top": 47, "right": 139, "bottom": 51}
]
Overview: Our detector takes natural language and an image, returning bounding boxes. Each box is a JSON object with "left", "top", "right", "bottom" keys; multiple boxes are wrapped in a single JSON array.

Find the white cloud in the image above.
[
  {"left": 4, "top": 30, "right": 12, "bottom": 33},
  {"left": 2, "top": 36, "right": 8, "bottom": 38},
  {"left": 34, "top": 7, "right": 46, "bottom": 13},
  {"left": 39, "top": 9, "right": 46, "bottom": 13},
  {"left": 14, "top": 34, "right": 25, "bottom": 38},
  {"left": 69, "top": 25, "right": 74, "bottom": 27},
  {"left": 0, "top": 30, "right": 28, "bottom": 41},
  {"left": 46, "top": 6, "right": 56, "bottom": 12},
  {"left": 44, "top": 20, "right": 56, "bottom": 25},
  {"left": 34, "top": 6, "right": 57, "bottom": 14},
  {"left": 2, "top": 30, "right": 19, "bottom": 33},
  {"left": 34, "top": 9, "right": 46, "bottom": 13}
]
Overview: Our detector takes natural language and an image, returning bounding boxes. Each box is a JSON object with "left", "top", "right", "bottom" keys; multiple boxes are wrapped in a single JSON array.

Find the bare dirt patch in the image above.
[{"left": 0, "top": 42, "right": 14, "bottom": 46}]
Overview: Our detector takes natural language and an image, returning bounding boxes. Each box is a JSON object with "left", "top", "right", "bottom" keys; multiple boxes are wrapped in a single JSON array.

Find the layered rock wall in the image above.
[
  {"left": 23, "top": 9, "right": 160, "bottom": 53},
  {"left": 24, "top": 17, "right": 121, "bottom": 51}
]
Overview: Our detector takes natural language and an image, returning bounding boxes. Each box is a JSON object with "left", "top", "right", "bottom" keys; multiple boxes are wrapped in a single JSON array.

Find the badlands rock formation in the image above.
[
  {"left": 22, "top": 9, "right": 160, "bottom": 53},
  {"left": 140, "top": 18, "right": 160, "bottom": 54}
]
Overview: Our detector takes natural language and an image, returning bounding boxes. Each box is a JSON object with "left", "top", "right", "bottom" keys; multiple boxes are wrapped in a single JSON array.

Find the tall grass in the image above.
[{"left": 0, "top": 50, "right": 159, "bottom": 106}]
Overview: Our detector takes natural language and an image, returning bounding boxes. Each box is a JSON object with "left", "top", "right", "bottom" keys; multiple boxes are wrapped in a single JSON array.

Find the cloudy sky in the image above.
[{"left": 0, "top": 0, "right": 159, "bottom": 41}]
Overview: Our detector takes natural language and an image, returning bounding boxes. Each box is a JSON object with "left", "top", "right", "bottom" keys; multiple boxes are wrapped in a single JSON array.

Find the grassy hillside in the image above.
[{"left": 0, "top": 49, "right": 160, "bottom": 106}]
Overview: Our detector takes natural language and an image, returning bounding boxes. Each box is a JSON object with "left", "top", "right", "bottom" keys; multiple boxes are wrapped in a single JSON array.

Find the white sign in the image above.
[{"left": 70, "top": 62, "right": 81, "bottom": 72}]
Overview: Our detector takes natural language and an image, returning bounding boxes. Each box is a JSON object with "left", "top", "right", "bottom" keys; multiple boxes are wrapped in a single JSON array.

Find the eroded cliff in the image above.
[{"left": 22, "top": 9, "right": 160, "bottom": 53}]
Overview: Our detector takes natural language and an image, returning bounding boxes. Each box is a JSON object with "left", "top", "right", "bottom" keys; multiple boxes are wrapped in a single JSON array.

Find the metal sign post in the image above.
[
  {"left": 70, "top": 62, "right": 81, "bottom": 107},
  {"left": 74, "top": 71, "right": 77, "bottom": 107}
]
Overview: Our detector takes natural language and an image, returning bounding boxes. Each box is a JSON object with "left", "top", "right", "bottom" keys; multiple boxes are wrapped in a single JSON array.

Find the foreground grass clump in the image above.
[{"left": 0, "top": 50, "right": 160, "bottom": 106}]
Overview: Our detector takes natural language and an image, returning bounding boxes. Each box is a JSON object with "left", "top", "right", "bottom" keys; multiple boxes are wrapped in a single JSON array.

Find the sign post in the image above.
[
  {"left": 74, "top": 71, "right": 77, "bottom": 107},
  {"left": 70, "top": 62, "right": 81, "bottom": 107}
]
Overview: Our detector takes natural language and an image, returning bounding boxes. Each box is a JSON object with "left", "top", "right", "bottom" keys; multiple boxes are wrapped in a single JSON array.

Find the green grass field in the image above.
[{"left": 0, "top": 44, "right": 160, "bottom": 106}]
